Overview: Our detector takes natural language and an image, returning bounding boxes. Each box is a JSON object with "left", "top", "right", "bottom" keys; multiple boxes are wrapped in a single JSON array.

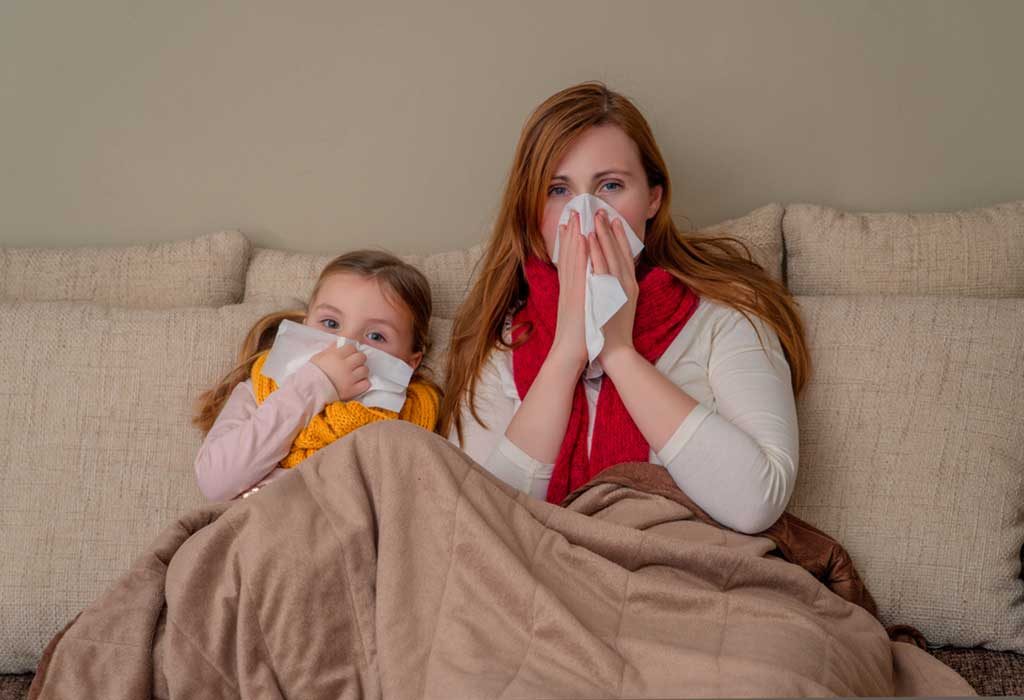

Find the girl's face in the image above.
[
  {"left": 539, "top": 123, "right": 663, "bottom": 259},
  {"left": 305, "top": 272, "right": 423, "bottom": 369}
]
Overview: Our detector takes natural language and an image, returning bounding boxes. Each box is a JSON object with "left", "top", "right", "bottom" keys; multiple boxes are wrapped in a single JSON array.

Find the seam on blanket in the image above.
[
  {"left": 714, "top": 556, "right": 742, "bottom": 699},
  {"left": 223, "top": 510, "right": 285, "bottom": 694},
  {"left": 613, "top": 537, "right": 640, "bottom": 698},
  {"left": 811, "top": 581, "right": 830, "bottom": 686},
  {"left": 418, "top": 468, "right": 471, "bottom": 699},
  {"left": 809, "top": 573, "right": 846, "bottom": 692},
  {"left": 809, "top": 578, "right": 852, "bottom": 694},
  {"left": 610, "top": 552, "right": 634, "bottom": 695},
  {"left": 495, "top": 505, "right": 548, "bottom": 699},
  {"left": 295, "top": 470, "right": 376, "bottom": 681},
  {"left": 60, "top": 634, "right": 149, "bottom": 649},
  {"left": 165, "top": 616, "right": 241, "bottom": 695}
]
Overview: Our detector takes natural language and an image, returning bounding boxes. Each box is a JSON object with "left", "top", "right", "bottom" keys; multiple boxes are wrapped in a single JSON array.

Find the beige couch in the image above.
[{"left": 1, "top": 201, "right": 1023, "bottom": 697}]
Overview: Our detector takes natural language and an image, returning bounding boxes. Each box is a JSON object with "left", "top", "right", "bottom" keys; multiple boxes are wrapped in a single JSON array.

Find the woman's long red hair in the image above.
[{"left": 440, "top": 81, "right": 811, "bottom": 443}]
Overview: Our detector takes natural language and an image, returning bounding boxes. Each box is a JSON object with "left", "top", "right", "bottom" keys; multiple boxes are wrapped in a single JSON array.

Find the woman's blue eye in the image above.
[
  {"left": 549, "top": 183, "right": 620, "bottom": 196},
  {"left": 367, "top": 331, "right": 386, "bottom": 343},
  {"left": 321, "top": 319, "right": 339, "bottom": 330}
]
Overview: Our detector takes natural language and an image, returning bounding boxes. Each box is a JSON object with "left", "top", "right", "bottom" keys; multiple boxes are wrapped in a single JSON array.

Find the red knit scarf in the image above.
[{"left": 512, "top": 255, "right": 700, "bottom": 504}]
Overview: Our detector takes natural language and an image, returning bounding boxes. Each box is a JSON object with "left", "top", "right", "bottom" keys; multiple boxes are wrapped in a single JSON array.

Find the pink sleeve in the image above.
[{"left": 193, "top": 361, "right": 339, "bottom": 502}]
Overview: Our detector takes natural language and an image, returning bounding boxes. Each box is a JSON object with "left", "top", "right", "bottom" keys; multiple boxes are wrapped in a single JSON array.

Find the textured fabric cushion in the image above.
[
  {"left": 932, "top": 647, "right": 1024, "bottom": 696},
  {"left": 690, "top": 203, "right": 785, "bottom": 284},
  {"left": 425, "top": 317, "right": 452, "bottom": 386},
  {"left": 789, "top": 294, "right": 1024, "bottom": 652},
  {"left": 0, "top": 299, "right": 291, "bottom": 673},
  {"left": 0, "top": 231, "right": 251, "bottom": 308},
  {"left": 243, "top": 205, "right": 785, "bottom": 317},
  {"left": 243, "top": 244, "right": 486, "bottom": 320},
  {"left": 784, "top": 200, "right": 1024, "bottom": 296}
]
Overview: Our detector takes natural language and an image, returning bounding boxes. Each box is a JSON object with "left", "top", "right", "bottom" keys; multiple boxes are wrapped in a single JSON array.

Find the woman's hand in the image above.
[
  {"left": 589, "top": 208, "right": 639, "bottom": 363},
  {"left": 549, "top": 210, "right": 589, "bottom": 375},
  {"left": 310, "top": 344, "right": 370, "bottom": 401},
  {"left": 502, "top": 212, "right": 589, "bottom": 464}
]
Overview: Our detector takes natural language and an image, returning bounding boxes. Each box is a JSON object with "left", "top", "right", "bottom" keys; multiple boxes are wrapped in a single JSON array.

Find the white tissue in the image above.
[
  {"left": 550, "top": 193, "right": 645, "bottom": 376},
  {"left": 261, "top": 319, "right": 414, "bottom": 412}
]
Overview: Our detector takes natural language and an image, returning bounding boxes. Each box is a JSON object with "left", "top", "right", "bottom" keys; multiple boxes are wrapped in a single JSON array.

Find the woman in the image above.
[{"left": 440, "top": 81, "right": 807, "bottom": 534}]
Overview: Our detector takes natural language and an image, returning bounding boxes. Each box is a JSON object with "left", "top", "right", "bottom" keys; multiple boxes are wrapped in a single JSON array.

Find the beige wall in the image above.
[{"left": 2, "top": 0, "right": 1022, "bottom": 255}]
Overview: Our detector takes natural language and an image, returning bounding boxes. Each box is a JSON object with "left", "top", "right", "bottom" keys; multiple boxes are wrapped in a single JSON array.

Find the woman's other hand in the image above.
[
  {"left": 310, "top": 344, "right": 371, "bottom": 402},
  {"left": 549, "top": 210, "right": 589, "bottom": 375},
  {"left": 589, "top": 208, "right": 638, "bottom": 363}
]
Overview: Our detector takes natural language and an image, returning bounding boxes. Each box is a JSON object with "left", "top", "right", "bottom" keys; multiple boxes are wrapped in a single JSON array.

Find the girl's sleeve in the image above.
[
  {"left": 449, "top": 351, "right": 554, "bottom": 501},
  {"left": 657, "top": 309, "right": 800, "bottom": 534},
  {"left": 193, "top": 362, "right": 339, "bottom": 502}
]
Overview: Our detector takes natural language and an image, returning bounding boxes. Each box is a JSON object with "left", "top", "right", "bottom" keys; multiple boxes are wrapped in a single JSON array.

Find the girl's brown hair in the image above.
[
  {"left": 440, "top": 81, "right": 811, "bottom": 443},
  {"left": 192, "top": 249, "right": 436, "bottom": 433}
]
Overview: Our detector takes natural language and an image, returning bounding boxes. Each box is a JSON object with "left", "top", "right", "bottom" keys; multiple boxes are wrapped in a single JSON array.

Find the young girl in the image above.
[{"left": 192, "top": 249, "right": 440, "bottom": 502}]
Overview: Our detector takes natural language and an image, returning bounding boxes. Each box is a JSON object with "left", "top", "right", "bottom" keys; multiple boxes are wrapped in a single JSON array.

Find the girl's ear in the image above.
[
  {"left": 409, "top": 351, "right": 424, "bottom": 370},
  {"left": 645, "top": 184, "right": 664, "bottom": 220}
]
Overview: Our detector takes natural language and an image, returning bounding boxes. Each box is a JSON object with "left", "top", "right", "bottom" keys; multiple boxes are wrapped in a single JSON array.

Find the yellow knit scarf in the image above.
[{"left": 251, "top": 350, "right": 439, "bottom": 468}]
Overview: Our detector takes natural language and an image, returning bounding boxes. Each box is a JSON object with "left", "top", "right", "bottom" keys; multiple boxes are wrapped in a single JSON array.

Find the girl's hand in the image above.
[
  {"left": 589, "top": 208, "right": 639, "bottom": 363},
  {"left": 310, "top": 344, "right": 370, "bottom": 401},
  {"left": 549, "top": 210, "right": 589, "bottom": 375}
]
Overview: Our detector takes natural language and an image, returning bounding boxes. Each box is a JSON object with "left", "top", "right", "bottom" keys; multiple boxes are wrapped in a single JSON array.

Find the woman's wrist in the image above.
[
  {"left": 545, "top": 340, "right": 588, "bottom": 379},
  {"left": 599, "top": 344, "right": 643, "bottom": 379}
]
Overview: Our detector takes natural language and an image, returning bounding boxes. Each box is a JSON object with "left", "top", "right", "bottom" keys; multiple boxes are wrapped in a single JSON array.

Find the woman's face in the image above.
[{"left": 539, "top": 123, "right": 663, "bottom": 259}]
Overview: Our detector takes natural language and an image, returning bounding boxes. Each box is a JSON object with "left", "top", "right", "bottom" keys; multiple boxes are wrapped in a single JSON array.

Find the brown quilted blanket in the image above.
[{"left": 30, "top": 422, "right": 974, "bottom": 698}]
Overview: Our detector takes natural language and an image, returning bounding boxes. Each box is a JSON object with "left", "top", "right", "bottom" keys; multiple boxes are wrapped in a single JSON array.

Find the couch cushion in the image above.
[
  {"left": 690, "top": 203, "right": 785, "bottom": 285},
  {"left": 243, "top": 204, "right": 786, "bottom": 318},
  {"left": 784, "top": 201, "right": 1024, "bottom": 296},
  {"left": 243, "top": 244, "right": 487, "bottom": 320},
  {"left": 789, "top": 294, "right": 1024, "bottom": 652},
  {"left": 0, "top": 231, "right": 251, "bottom": 308},
  {"left": 0, "top": 299, "right": 309, "bottom": 673}
]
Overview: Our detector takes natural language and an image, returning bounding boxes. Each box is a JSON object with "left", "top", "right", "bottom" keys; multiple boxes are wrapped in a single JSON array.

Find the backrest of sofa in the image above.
[
  {"left": 781, "top": 199, "right": 1024, "bottom": 652},
  {"left": 0, "top": 230, "right": 252, "bottom": 308}
]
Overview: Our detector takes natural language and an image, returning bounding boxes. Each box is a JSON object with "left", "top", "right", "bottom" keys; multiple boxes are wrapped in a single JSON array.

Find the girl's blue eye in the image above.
[
  {"left": 321, "top": 319, "right": 339, "bottom": 330},
  {"left": 548, "top": 185, "right": 569, "bottom": 197},
  {"left": 600, "top": 181, "right": 622, "bottom": 192},
  {"left": 367, "top": 331, "right": 386, "bottom": 343}
]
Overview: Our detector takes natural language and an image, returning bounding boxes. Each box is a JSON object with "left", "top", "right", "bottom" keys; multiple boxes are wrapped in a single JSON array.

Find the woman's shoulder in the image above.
[
  {"left": 698, "top": 297, "right": 786, "bottom": 366},
  {"left": 694, "top": 295, "right": 774, "bottom": 332}
]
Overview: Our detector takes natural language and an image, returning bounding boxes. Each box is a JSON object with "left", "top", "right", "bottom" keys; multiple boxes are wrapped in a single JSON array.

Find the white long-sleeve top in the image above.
[{"left": 448, "top": 297, "right": 800, "bottom": 534}]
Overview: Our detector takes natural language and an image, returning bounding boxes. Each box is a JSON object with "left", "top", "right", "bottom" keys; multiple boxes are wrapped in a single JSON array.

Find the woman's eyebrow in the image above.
[{"left": 552, "top": 169, "right": 631, "bottom": 182}]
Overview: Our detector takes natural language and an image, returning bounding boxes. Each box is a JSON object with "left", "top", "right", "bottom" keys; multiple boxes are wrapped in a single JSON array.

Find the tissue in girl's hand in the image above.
[
  {"left": 261, "top": 319, "right": 414, "bottom": 412},
  {"left": 550, "top": 193, "right": 645, "bottom": 374}
]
